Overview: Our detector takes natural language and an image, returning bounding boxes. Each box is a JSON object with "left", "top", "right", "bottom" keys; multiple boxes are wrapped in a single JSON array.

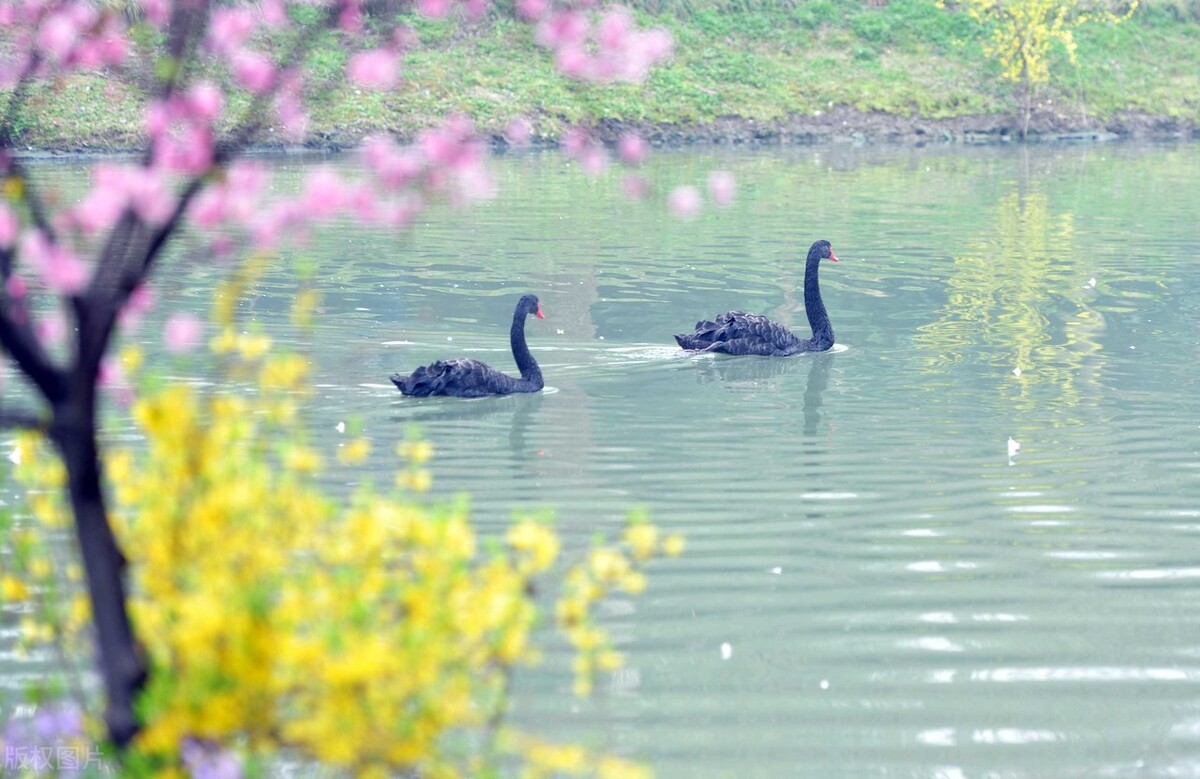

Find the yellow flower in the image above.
[
  {"left": 597, "top": 650, "right": 624, "bottom": 671},
  {"left": 3, "top": 174, "right": 25, "bottom": 200},
  {"left": 597, "top": 756, "right": 653, "bottom": 779},
  {"left": 507, "top": 519, "right": 560, "bottom": 573},
  {"left": 662, "top": 534, "right": 686, "bottom": 557},
  {"left": 28, "top": 557, "right": 51, "bottom": 580},
  {"left": 337, "top": 438, "right": 371, "bottom": 464},
  {"left": 120, "top": 345, "right": 144, "bottom": 376},
  {"left": 237, "top": 333, "right": 272, "bottom": 361},
  {"left": 623, "top": 521, "right": 659, "bottom": 560},
  {"left": 1, "top": 575, "right": 29, "bottom": 602},
  {"left": 620, "top": 571, "right": 647, "bottom": 595},
  {"left": 397, "top": 439, "right": 434, "bottom": 464},
  {"left": 588, "top": 548, "right": 629, "bottom": 582},
  {"left": 284, "top": 446, "right": 322, "bottom": 473},
  {"left": 396, "top": 469, "right": 433, "bottom": 492},
  {"left": 291, "top": 289, "right": 322, "bottom": 327},
  {"left": 210, "top": 327, "right": 239, "bottom": 354}
]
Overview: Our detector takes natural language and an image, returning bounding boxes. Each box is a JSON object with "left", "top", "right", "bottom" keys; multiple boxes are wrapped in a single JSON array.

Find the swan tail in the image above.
[{"left": 675, "top": 332, "right": 714, "bottom": 351}]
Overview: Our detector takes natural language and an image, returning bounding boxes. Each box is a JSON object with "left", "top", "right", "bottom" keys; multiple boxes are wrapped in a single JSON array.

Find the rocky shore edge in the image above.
[{"left": 11, "top": 106, "right": 1195, "bottom": 158}]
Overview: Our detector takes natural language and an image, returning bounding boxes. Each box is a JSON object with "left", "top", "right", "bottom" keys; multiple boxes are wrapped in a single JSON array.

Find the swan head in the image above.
[
  {"left": 808, "top": 239, "right": 839, "bottom": 263},
  {"left": 518, "top": 293, "right": 545, "bottom": 320}
]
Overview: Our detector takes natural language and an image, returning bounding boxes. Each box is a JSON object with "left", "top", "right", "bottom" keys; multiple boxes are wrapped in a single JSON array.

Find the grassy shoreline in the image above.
[{"left": 5, "top": 1, "right": 1198, "bottom": 152}]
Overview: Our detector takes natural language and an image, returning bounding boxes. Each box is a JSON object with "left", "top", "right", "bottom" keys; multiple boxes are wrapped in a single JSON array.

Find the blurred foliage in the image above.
[{"left": 2, "top": 288, "right": 683, "bottom": 777}]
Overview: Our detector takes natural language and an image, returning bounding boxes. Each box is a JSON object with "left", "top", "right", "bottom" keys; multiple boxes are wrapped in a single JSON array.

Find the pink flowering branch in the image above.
[{"left": 0, "top": 0, "right": 681, "bottom": 757}]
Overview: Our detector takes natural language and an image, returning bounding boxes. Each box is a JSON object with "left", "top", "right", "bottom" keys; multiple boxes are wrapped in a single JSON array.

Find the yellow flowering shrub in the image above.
[
  {"left": 943, "top": 0, "right": 1136, "bottom": 133},
  {"left": 960, "top": 0, "right": 1136, "bottom": 85},
  {"left": 6, "top": 338, "right": 682, "bottom": 778}
]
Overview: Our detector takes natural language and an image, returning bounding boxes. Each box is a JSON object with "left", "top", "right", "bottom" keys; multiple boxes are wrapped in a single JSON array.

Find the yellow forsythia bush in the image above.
[{"left": 7, "top": 335, "right": 683, "bottom": 778}]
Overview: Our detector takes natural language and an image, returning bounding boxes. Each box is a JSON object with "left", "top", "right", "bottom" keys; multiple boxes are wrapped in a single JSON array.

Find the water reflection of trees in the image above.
[{"left": 914, "top": 189, "right": 1106, "bottom": 415}]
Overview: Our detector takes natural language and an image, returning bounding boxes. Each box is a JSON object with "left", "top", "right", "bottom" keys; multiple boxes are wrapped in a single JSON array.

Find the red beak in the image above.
[
  {"left": 535, "top": 305, "right": 545, "bottom": 319},
  {"left": 829, "top": 251, "right": 840, "bottom": 262}
]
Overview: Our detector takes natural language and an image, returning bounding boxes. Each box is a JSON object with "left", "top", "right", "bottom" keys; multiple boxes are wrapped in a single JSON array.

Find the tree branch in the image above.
[{"left": 0, "top": 305, "right": 67, "bottom": 403}]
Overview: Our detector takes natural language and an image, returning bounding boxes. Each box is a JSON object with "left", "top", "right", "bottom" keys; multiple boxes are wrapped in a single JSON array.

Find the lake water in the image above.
[{"left": 5, "top": 141, "right": 1200, "bottom": 777}]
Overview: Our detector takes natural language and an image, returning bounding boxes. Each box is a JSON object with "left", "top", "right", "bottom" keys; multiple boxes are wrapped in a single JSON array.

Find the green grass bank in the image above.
[{"left": 7, "top": 0, "right": 1200, "bottom": 151}]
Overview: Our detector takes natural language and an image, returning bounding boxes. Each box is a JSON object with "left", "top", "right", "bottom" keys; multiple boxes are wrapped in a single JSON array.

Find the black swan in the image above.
[
  {"left": 674, "top": 239, "right": 839, "bottom": 356},
  {"left": 390, "top": 294, "right": 545, "bottom": 397}
]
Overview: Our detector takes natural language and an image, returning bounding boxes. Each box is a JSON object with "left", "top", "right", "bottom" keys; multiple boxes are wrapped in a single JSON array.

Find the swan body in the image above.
[
  {"left": 675, "top": 240, "right": 838, "bottom": 356},
  {"left": 391, "top": 294, "right": 545, "bottom": 397}
]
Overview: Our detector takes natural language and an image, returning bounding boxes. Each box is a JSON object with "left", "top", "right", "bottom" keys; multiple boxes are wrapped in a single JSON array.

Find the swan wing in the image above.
[
  {"left": 393, "top": 359, "right": 528, "bottom": 397},
  {"left": 676, "top": 311, "right": 803, "bottom": 355}
]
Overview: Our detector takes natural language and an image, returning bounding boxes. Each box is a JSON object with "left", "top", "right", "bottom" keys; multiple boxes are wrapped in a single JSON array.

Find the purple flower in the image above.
[{"left": 181, "top": 738, "right": 243, "bottom": 779}]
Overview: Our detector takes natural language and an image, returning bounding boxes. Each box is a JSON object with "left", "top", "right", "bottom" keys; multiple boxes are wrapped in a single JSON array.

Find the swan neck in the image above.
[
  {"left": 804, "top": 252, "right": 833, "bottom": 348},
  {"left": 511, "top": 310, "right": 543, "bottom": 386}
]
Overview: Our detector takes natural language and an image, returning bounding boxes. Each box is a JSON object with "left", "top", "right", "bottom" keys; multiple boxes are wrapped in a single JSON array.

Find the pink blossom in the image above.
[
  {"left": 418, "top": 0, "right": 453, "bottom": 18},
  {"left": 419, "top": 116, "right": 477, "bottom": 169},
  {"left": 535, "top": 11, "right": 587, "bottom": 48},
  {"left": 614, "top": 28, "right": 673, "bottom": 82},
  {"left": 617, "top": 133, "right": 647, "bottom": 166},
  {"left": 339, "top": 4, "right": 364, "bottom": 33},
  {"left": 190, "top": 161, "right": 269, "bottom": 229},
  {"left": 142, "top": 0, "right": 170, "bottom": 27},
  {"left": 209, "top": 8, "right": 256, "bottom": 55},
  {"left": 98, "top": 357, "right": 120, "bottom": 386},
  {"left": 554, "top": 45, "right": 591, "bottom": 80},
  {"left": 463, "top": 0, "right": 489, "bottom": 19},
  {"left": 579, "top": 146, "right": 608, "bottom": 177},
  {"left": 164, "top": 313, "right": 203, "bottom": 354},
  {"left": 261, "top": 0, "right": 288, "bottom": 27},
  {"left": 74, "top": 15, "right": 128, "bottom": 69},
  {"left": 393, "top": 26, "right": 419, "bottom": 51},
  {"left": 188, "top": 188, "right": 226, "bottom": 228},
  {"left": 0, "top": 204, "right": 18, "bottom": 248},
  {"left": 100, "top": 30, "right": 129, "bottom": 66},
  {"left": 301, "top": 167, "right": 348, "bottom": 219},
  {"left": 0, "top": 52, "right": 32, "bottom": 90},
  {"left": 597, "top": 7, "right": 633, "bottom": 50},
  {"left": 211, "top": 235, "right": 235, "bottom": 263},
  {"left": 708, "top": 170, "right": 736, "bottom": 207},
  {"left": 232, "top": 50, "right": 275, "bottom": 95},
  {"left": 5, "top": 274, "right": 28, "bottom": 299},
  {"left": 154, "top": 124, "right": 215, "bottom": 175},
  {"left": 224, "top": 161, "right": 270, "bottom": 221},
  {"left": 348, "top": 49, "right": 399, "bottom": 90},
  {"left": 144, "top": 100, "right": 170, "bottom": 140},
  {"left": 98, "top": 357, "right": 134, "bottom": 405},
  {"left": 516, "top": 0, "right": 548, "bottom": 22},
  {"left": 187, "top": 81, "right": 224, "bottom": 123},
  {"left": 622, "top": 174, "right": 650, "bottom": 200},
  {"left": 667, "top": 185, "right": 702, "bottom": 220},
  {"left": 21, "top": 230, "right": 90, "bottom": 295},
  {"left": 73, "top": 188, "right": 123, "bottom": 234},
  {"left": 561, "top": 126, "right": 591, "bottom": 158},
  {"left": 348, "top": 185, "right": 381, "bottom": 223},
  {"left": 129, "top": 168, "right": 174, "bottom": 225},
  {"left": 74, "top": 163, "right": 138, "bottom": 233},
  {"left": 119, "top": 284, "right": 155, "bottom": 329},
  {"left": 274, "top": 69, "right": 308, "bottom": 141},
  {"left": 364, "top": 138, "right": 425, "bottom": 190},
  {"left": 504, "top": 117, "right": 533, "bottom": 148},
  {"left": 35, "top": 310, "right": 67, "bottom": 345},
  {"left": 37, "top": 13, "right": 79, "bottom": 62},
  {"left": 451, "top": 163, "right": 497, "bottom": 203}
]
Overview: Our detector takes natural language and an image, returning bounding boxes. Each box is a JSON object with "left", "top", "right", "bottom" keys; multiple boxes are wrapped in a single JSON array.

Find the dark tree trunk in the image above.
[{"left": 50, "top": 376, "right": 146, "bottom": 748}]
